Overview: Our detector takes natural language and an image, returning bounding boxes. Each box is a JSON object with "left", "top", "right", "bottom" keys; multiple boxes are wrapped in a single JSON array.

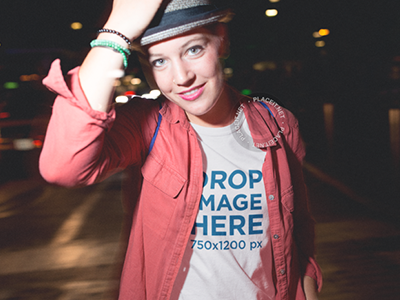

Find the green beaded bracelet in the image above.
[{"left": 90, "top": 39, "right": 131, "bottom": 69}]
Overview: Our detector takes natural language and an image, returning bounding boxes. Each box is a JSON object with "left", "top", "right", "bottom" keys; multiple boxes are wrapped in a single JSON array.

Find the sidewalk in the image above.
[{"left": 304, "top": 163, "right": 400, "bottom": 300}]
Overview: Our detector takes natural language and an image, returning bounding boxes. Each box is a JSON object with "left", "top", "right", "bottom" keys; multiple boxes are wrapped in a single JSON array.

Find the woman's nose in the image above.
[{"left": 172, "top": 61, "right": 195, "bottom": 86}]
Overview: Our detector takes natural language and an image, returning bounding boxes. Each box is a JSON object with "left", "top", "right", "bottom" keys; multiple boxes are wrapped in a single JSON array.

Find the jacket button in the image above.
[
  {"left": 273, "top": 234, "right": 279, "bottom": 239},
  {"left": 280, "top": 269, "right": 285, "bottom": 275},
  {"left": 268, "top": 195, "right": 275, "bottom": 200}
]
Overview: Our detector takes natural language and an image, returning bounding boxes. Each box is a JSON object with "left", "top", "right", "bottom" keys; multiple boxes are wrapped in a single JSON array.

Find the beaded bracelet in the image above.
[
  {"left": 98, "top": 28, "right": 131, "bottom": 49},
  {"left": 90, "top": 39, "right": 131, "bottom": 69}
]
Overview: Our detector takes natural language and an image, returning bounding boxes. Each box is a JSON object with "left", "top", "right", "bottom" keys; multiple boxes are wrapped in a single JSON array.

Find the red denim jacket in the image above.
[{"left": 40, "top": 59, "right": 322, "bottom": 299}]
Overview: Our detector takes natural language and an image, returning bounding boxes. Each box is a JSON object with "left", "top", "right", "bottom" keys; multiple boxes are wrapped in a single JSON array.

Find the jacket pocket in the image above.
[
  {"left": 141, "top": 153, "right": 187, "bottom": 238},
  {"left": 281, "top": 185, "right": 295, "bottom": 234},
  {"left": 141, "top": 152, "right": 186, "bottom": 198},
  {"left": 281, "top": 185, "right": 294, "bottom": 213}
]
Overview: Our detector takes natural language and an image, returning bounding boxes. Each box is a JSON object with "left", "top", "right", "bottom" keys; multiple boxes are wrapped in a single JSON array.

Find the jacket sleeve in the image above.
[
  {"left": 39, "top": 59, "right": 154, "bottom": 187},
  {"left": 284, "top": 111, "right": 323, "bottom": 292}
]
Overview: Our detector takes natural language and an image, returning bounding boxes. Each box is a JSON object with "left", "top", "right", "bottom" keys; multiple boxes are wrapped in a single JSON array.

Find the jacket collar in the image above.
[
  {"left": 229, "top": 87, "right": 281, "bottom": 148},
  {"left": 241, "top": 97, "right": 281, "bottom": 148},
  {"left": 159, "top": 97, "right": 192, "bottom": 131},
  {"left": 158, "top": 86, "right": 281, "bottom": 148}
]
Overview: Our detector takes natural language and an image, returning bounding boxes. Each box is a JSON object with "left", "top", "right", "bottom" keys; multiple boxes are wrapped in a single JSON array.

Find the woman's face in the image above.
[{"left": 147, "top": 26, "right": 228, "bottom": 125}]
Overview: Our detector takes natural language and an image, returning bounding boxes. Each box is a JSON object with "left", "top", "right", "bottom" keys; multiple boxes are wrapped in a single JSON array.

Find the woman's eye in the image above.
[
  {"left": 187, "top": 46, "right": 203, "bottom": 56},
  {"left": 152, "top": 58, "right": 166, "bottom": 67}
]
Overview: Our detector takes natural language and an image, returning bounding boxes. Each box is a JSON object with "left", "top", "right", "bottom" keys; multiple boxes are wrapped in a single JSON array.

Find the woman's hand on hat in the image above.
[{"left": 105, "top": 0, "right": 164, "bottom": 41}]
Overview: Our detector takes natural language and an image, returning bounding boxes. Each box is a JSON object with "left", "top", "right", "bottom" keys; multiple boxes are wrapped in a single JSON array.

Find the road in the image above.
[
  {"left": 0, "top": 166, "right": 399, "bottom": 299},
  {"left": 304, "top": 164, "right": 400, "bottom": 300},
  {"left": 0, "top": 173, "right": 126, "bottom": 300}
]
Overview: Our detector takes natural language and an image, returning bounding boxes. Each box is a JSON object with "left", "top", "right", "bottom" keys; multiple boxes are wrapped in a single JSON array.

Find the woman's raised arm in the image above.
[{"left": 79, "top": 0, "right": 162, "bottom": 112}]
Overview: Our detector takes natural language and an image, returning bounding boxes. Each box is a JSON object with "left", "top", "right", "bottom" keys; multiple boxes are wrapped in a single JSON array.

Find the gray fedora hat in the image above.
[{"left": 140, "top": 0, "right": 234, "bottom": 46}]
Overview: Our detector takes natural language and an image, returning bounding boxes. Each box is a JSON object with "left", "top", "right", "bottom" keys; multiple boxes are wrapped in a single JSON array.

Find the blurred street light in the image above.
[
  {"left": 70, "top": 22, "right": 83, "bottom": 30},
  {"left": 313, "top": 31, "right": 321, "bottom": 38},
  {"left": 224, "top": 68, "right": 233, "bottom": 75},
  {"left": 319, "top": 29, "right": 330, "bottom": 36},
  {"left": 115, "top": 95, "right": 129, "bottom": 103},
  {"left": 20, "top": 74, "right": 40, "bottom": 82},
  {"left": 3, "top": 82, "right": 19, "bottom": 89},
  {"left": 265, "top": 9, "right": 278, "bottom": 17},
  {"left": 131, "top": 78, "right": 141, "bottom": 85},
  {"left": 241, "top": 89, "right": 252, "bottom": 95},
  {"left": 313, "top": 29, "right": 330, "bottom": 39},
  {"left": 253, "top": 61, "right": 277, "bottom": 71}
]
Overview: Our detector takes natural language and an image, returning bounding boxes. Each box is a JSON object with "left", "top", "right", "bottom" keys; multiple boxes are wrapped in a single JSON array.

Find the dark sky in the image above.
[
  {"left": 1, "top": 0, "right": 399, "bottom": 97},
  {"left": 1, "top": 0, "right": 399, "bottom": 56},
  {"left": 0, "top": 0, "right": 110, "bottom": 50}
]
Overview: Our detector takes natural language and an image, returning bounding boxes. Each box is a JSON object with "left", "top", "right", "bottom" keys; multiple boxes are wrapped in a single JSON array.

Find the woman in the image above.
[{"left": 40, "top": 0, "right": 322, "bottom": 299}]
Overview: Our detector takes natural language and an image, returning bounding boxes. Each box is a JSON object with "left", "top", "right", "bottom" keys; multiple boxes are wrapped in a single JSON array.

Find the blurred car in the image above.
[
  {"left": 0, "top": 118, "right": 44, "bottom": 151},
  {"left": 0, "top": 79, "right": 51, "bottom": 183},
  {"left": 0, "top": 85, "right": 47, "bottom": 151},
  {"left": 0, "top": 48, "right": 79, "bottom": 183}
]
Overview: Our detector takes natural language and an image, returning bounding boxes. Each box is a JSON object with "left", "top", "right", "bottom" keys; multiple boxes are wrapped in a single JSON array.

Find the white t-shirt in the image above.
[{"left": 171, "top": 115, "right": 276, "bottom": 300}]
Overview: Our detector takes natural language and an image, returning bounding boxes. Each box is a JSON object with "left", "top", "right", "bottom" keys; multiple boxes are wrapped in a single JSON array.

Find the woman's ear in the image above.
[
  {"left": 216, "top": 23, "right": 230, "bottom": 59},
  {"left": 219, "top": 36, "right": 230, "bottom": 59}
]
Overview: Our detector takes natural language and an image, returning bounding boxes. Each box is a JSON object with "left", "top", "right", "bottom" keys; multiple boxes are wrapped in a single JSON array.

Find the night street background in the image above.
[{"left": 0, "top": 0, "right": 399, "bottom": 299}]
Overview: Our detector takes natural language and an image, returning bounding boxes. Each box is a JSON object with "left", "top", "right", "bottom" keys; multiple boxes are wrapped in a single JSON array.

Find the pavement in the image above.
[
  {"left": 0, "top": 174, "right": 125, "bottom": 300},
  {"left": 303, "top": 164, "right": 400, "bottom": 300},
  {"left": 0, "top": 165, "right": 399, "bottom": 300}
]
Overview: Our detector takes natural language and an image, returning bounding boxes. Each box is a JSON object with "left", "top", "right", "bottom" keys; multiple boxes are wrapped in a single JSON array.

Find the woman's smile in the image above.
[{"left": 178, "top": 84, "right": 206, "bottom": 101}]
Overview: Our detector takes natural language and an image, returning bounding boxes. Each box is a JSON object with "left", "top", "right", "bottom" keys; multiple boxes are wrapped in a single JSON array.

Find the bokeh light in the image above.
[
  {"left": 115, "top": 95, "right": 129, "bottom": 103},
  {"left": 241, "top": 89, "right": 252, "bottom": 95},
  {"left": 265, "top": 9, "right": 278, "bottom": 17},
  {"left": 313, "top": 31, "right": 321, "bottom": 38},
  {"left": 4, "top": 82, "right": 19, "bottom": 89},
  {"left": 70, "top": 22, "right": 83, "bottom": 30},
  {"left": 319, "top": 29, "right": 330, "bottom": 36},
  {"left": 131, "top": 78, "right": 142, "bottom": 85}
]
